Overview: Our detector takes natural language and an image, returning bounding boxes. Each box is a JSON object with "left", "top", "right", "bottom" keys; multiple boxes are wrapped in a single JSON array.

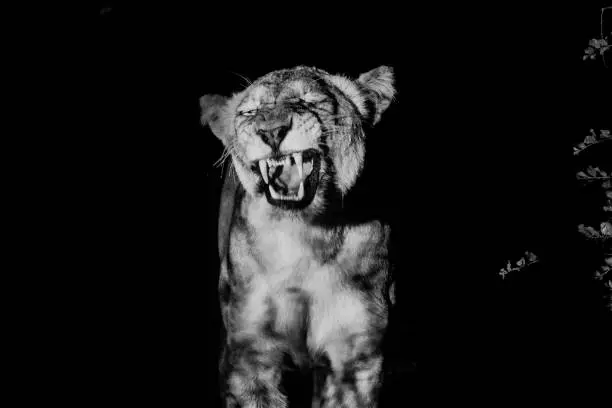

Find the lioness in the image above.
[{"left": 201, "top": 65, "right": 396, "bottom": 408}]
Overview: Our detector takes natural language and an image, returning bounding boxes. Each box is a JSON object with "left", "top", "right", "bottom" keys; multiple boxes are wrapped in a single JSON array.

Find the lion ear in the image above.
[
  {"left": 357, "top": 66, "right": 396, "bottom": 125},
  {"left": 200, "top": 94, "right": 230, "bottom": 145}
]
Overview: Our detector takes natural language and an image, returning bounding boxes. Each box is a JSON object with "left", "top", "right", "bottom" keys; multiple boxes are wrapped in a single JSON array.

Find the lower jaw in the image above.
[{"left": 264, "top": 175, "right": 318, "bottom": 209}]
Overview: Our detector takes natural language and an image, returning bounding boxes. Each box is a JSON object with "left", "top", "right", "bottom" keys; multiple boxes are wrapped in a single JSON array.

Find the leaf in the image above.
[
  {"left": 595, "top": 266, "right": 610, "bottom": 280},
  {"left": 526, "top": 251, "right": 538, "bottom": 262},
  {"left": 601, "top": 129, "right": 611, "bottom": 138},
  {"left": 587, "top": 166, "right": 598, "bottom": 177},
  {"left": 516, "top": 258, "right": 525, "bottom": 267},
  {"left": 578, "top": 224, "right": 600, "bottom": 238},
  {"left": 577, "top": 171, "right": 588, "bottom": 179},
  {"left": 585, "top": 135, "right": 597, "bottom": 144},
  {"left": 601, "top": 222, "right": 612, "bottom": 236}
]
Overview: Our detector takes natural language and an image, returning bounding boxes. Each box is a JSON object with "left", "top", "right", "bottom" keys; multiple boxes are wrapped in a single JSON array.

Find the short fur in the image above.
[{"left": 202, "top": 65, "right": 396, "bottom": 408}]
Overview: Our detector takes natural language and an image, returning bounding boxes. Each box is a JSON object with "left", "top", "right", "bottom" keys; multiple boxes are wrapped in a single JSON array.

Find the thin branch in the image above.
[
  {"left": 601, "top": 6, "right": 612, "bottom": 67},
  {"left": 576, "top": 176, "right": 612, "bottom": 181},
  {"left": 602, "top": 7, "right": 612, "bottom": 41}
]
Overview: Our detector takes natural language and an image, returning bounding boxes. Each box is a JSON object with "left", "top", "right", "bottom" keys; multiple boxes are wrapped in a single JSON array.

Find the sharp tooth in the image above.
[
  {"left": 293, "top": 152, "right": 303, "bottom": 179},
  {"left": 297, "top": 181, "right": 304, "bottom": 200},
  {"left": 269, "top": 185, "right": 281, "bottom": 199},
  {"left": 259, "top": 160, "right": 269, "bottom": 184}
]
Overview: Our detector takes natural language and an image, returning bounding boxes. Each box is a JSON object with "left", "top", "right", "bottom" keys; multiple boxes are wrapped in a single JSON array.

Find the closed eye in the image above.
[
  {"left": 239, "top": 110, "right": 257, "bottom": 117},
  {"left": 302, "top": 94, "right": 328, "bottom": 104}
]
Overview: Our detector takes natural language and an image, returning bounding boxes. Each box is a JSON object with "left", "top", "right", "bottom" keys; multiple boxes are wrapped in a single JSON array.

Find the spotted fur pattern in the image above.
[{"left": 202, "top": 66, "right": 396, "bottom": 407}]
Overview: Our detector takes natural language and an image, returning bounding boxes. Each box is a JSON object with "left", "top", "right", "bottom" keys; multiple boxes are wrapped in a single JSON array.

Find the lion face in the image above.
[{"left": 201, "top": 66, "right": 395, "bottom": 216}]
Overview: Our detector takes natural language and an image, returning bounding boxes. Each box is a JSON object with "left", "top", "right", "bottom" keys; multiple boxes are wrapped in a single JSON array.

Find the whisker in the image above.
[
  {"left": 213, "top": 150, "right": 229, "bottom": 168},
  {"left": 229, "top": 71, "right": 253, "bottom": 89},
  {"left": 214, "top": 144, "right": 236, "bottom": 168}
]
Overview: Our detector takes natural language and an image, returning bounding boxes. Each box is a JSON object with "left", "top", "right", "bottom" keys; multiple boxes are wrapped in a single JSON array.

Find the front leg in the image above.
[
  {"left": 218, "top": 273, "right": 289, "bottom": 408},
  {"left": 220, "top": 336, "right": 288, "bottom": 408},
  {"left": 309, "top": 289, "right": 388, "bottom": 408},
  {"left": 316, "top": 335, "right": 384, "bottom": 408}
]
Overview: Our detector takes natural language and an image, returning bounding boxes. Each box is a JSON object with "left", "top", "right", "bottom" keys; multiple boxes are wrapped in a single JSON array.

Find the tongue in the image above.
[
  {"left": 274, "top": 164, "right": 302, "bottom": 191},
  {"left": 269, "top": 159, "right": 314, "bottom": 194}
]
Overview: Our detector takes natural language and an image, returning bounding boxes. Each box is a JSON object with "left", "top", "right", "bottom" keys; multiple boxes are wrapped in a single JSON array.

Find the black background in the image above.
[{"left": 89, "top": 2, "right": 611, "bottom": 406}]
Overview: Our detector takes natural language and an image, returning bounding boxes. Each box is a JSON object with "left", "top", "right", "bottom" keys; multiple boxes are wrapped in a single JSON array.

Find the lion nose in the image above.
[{"left": 255, "top": 113, "right": 293, "bottom": 149}]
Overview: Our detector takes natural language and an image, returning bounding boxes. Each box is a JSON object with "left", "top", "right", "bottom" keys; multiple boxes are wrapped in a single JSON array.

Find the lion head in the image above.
[{"left": 201, "top": 66, "right": 395, "bottom": 217}]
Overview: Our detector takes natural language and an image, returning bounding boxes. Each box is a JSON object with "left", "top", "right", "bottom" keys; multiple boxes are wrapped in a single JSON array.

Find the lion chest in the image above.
[
  {"left": 232, "top": 221, "right": 341, "bottom": 335},
  {"left": 230, "top": 218, "right": 388, "bottom": 347},
  {"left": 253, "top": 221, "right": 325, "bottom": 288}
]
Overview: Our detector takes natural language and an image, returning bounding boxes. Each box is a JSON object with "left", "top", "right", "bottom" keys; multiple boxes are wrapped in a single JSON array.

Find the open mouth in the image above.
[{"left": 253, "top": 149, "right": 320, "bottom": 207}]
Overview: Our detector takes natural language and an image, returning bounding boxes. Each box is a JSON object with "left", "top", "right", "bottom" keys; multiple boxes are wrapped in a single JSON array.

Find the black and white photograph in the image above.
[{"left": 91, "top": 2, "right": 611, "bottom": 406}]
